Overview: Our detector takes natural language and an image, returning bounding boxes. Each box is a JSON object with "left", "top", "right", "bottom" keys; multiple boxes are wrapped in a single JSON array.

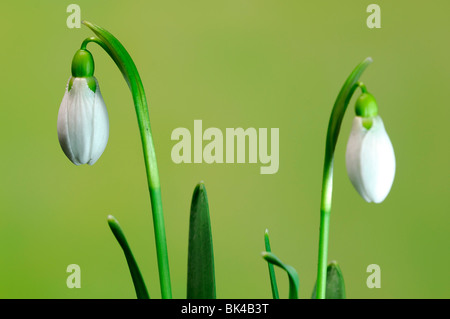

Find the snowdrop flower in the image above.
[
  {"left": 345, "top": 93, "right": 395, "bottom": 203},
  {"left": 57, "top": 49, "right": 109, "bottom": 165}
]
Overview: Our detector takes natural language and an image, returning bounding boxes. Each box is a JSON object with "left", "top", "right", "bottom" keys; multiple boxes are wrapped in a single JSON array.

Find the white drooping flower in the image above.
[
  {"left": 345, "top": 115, "right": 395, "bottom": 203},
  {"left": 57, "top": 76, "right": 109, "bottom": 165}
]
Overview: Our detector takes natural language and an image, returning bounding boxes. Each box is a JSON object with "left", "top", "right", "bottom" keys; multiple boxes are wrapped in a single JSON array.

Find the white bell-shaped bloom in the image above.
[
  {"left": 345, "top": 116, "right": 395, "bottom": 203},
  {"left": 57, "top": 77, "right": 109, "bottom": 165}
]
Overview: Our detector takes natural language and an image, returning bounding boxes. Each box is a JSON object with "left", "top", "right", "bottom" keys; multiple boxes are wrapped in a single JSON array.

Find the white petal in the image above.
[
  {"left": 67, "top": 78, "right": 96, "bottom": 164},
  {"left": 346, "top": 117, "right": 369, "bottom": 201},
  {"left": 57, "top": 77, "right": 109, "bottom": 165},
  {"left": 88, "top": 80, "right": 109, "bottom": 165},
  {"left": 346, "top": 116, "right": 395, "bottom": 203},
  {"left": 57, "top": 78, "right": 80, "bottom": 165}
]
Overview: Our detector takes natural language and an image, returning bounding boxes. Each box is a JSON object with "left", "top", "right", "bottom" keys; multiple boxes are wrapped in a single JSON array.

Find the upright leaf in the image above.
[
  {"left": 311, "top": 261, "right": 346, "bottom": 299},
  {"left": 187, "top": 182, "right": 216, "bottom": 299},
  {"left": 264, "top": 229, "right": 279, "bottom": 299}
]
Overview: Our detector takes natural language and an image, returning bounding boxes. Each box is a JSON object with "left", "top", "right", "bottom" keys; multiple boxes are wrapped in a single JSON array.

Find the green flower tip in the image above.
[
  {"left": 355, "top": 92, "right": 378, "bottom": 129},
  {"left": 69, "top": 49, "right": 96, "bottom": 93},
  {"left": 71, "top": 49, "right": 95, "bottom": 78},
  {"left": 355, "top": 92, "right": 378, "bottom": 118}
]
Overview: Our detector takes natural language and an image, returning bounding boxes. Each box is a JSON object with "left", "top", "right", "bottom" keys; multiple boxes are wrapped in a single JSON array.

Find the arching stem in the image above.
[
  {"left": 316, "top": 58, "right": 372, "bottom": 299},
  {"left": 81, "top": 21, "right": 172, "bottom": 299}
]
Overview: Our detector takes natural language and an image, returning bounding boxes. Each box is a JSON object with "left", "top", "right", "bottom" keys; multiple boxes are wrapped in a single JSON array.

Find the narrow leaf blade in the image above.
[
  {"left": 262, "top": 252, "right": 299, "bottom": 299},
  {"left": 264, "top": 229, "right": 279, "bottom": 299},
  {"left": 187, "top": 182, "right": 216, "bottom": 299},
  {"left": 107, "top": 215, "right": 150, "bottom": 299}
]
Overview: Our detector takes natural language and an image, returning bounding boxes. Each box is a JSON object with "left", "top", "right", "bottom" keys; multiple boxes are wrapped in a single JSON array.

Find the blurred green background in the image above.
[{"left": 0, "top": 0, "right": 448, "bottom": 299}]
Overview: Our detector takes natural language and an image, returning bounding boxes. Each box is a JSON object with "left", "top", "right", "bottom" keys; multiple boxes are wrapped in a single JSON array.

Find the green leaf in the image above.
[
  {"left": 107, "top": 215, "right": 150, "bottom": 299},
  {"left": 264, "top": 229, "right": 279, "bottom": 299},
  {"left": 187, "top": 182, "right": 216, "bottom": 299},
  {"left": 311, "top": 261, "right": 346, "bottom": 299},
  {"left": 262, "top": 252, "right": 299, "bottom": 299}
]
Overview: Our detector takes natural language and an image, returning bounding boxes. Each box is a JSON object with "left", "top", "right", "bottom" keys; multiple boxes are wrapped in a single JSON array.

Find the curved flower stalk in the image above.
[
  {"left": 57, "top": 49, "right": 109, "bottom": 165},
  {"left": 315, "top": 57, "right": 395, "bottom": 299},
  {"left": 58, "top": 21, "right": 171, "bottom": 298}
]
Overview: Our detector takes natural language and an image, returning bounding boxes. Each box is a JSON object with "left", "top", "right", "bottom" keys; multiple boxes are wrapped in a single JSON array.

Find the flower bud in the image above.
[
  {"left": 57, "top": 76, "right": 109, "bottom": 165},
  {"left": 71, "top": 49, "right": 95, "bottom": 78},
  {"left": 345, "top": 115, "right": 395, "bottom": 203},
  {"left": 355, "top": 92, "right": 378, "bottom": 119}
]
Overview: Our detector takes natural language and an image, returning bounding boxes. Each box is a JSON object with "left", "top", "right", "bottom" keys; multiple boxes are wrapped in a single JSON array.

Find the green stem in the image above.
[
  {"left": 81, "top": 21, "right": 171, "bottom": 298},
  {"left": 264, "top": 229, "right": 279, "bottom": 299},
  {"left": 315, "top": 58, "right": 373, "bottom": 299},
  {"left": 359, "top": 82, "right": 368, "bottom": 93}
]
